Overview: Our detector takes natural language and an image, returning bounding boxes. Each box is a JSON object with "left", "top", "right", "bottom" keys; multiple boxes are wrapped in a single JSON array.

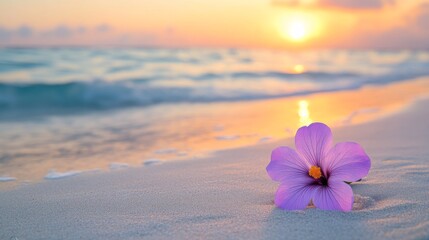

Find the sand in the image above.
[{"left": 1, "top": 98, "right": 429, "bottom": 240}]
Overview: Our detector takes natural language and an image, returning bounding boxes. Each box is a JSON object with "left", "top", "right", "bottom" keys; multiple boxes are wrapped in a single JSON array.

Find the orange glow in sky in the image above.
[{"left": 0, "top": 0, "right": 428, "bottom": 49}]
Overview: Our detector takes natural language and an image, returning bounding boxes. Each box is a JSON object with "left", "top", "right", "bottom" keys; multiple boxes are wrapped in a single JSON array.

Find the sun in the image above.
[
  {"left": 279, "top": 14, "right": 320, "bottom": 43},
  {"left": 287, "top": 20, "right": 308, "bottom": 41}
]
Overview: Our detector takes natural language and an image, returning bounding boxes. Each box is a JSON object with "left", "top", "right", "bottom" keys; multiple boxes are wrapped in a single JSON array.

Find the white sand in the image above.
[{"left": 1, "top": 99, "right": 429, "bottom": 240}]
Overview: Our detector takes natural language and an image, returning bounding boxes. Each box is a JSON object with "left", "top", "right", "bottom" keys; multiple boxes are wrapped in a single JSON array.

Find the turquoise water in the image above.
[
  {"left": 1, "top": 48, "right": 429, "bottom": 113},
  {"left": 0, "top": 48, "right": 429, "bottom": 184}
]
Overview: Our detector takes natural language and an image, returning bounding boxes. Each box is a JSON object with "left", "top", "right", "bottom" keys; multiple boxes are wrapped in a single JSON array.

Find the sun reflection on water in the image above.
[{"left": 298, "top": 100, "right": 312, "bottom": 126}]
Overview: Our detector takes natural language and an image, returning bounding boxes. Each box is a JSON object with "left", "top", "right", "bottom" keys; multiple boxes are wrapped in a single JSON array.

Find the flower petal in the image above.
[
  {"left": 295, "top": 122, "right": 333, "bottom": 167},
  {"left": 275, "top": 181, "right": 318, "bottom": 210},
  {"left": 266, "top": 146, "right": 310, "bottom": 182},
  {"left": 312, "top": 180, "right": 354, "bottom": 211},
  {"left": 324, "top": 142, "right": 371, "bottom": 182}
]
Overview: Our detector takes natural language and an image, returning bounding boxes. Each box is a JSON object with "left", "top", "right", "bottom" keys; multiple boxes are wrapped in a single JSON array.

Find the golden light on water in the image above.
[{"left": 298, "top": 100, "right": 312, "bottom": 126}]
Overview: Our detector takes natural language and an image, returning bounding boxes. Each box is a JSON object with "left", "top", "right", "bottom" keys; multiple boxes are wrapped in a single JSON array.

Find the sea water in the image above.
[{"left": 1, "top": 48, "right": 429, "bottom": 183}]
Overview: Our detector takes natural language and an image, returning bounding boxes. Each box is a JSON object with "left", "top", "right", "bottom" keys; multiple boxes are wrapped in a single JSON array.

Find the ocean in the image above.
[
  {"left": 1, "top": 48, "right": 429, "bottom": 111},
  {"left": 1, "top": 48, "right": 429, "bottom": 183}
]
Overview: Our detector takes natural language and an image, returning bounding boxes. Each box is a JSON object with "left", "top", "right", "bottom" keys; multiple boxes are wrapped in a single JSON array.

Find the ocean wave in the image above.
[
  {"left": 186, "top": 70, "right": 359, "bottom": 81},
  {"left": 0, "top": 60, "right": 47, "bottom": 73},
  {"left": 0, "top": 81, "right": 177, "bottom": 110},
  {"left": 0, "top": 68, "right": 427, "bottom": 113},
  {"left": 123, "top": 70, "right": 360, "bottom": 83}
]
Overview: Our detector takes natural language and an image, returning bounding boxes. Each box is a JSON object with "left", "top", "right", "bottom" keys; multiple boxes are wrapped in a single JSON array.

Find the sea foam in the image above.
[
  {"left": 109, "top": 162, "right": 130, "bottom": 170},
  {"left": 44, "top": 170, "right": 81, "bottom": 180},
  {"left": 143, "top": 159, "right": 162, "bottom": 166},
  {"left": 0, "top": 176, "right": 16, "bottom": 182}
]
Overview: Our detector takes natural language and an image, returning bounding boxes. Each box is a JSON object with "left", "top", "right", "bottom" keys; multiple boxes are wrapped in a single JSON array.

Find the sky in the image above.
[{"left": 0, "top": 0, "right": 429, "bottom": 49}]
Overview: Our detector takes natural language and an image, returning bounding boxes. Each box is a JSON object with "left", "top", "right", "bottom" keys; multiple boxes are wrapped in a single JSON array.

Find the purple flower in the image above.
[{"left": 266, "top": 122, "right": 371, "bottom": 211}]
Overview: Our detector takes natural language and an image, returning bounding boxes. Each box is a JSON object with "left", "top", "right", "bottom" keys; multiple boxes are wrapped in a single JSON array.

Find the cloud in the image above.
[
  {"left": 76, "top": 26, "right": 87, "bottom": 34},
  {"left": 0, "top": 23, "right": 160, "bottom": 47},
  {"left": 16, "top": 25, "right": 33, "bottom": 38},
  {"left": 272, "top": 0, "right": 395, "bottom": 9},
  {"left": 39, "top": 24, "right": 111, "bottom": 38},
  {"left": 95, "top": 24, "right": 112, "bottom": 33},
  {"left": 0, "top": 24, "right": 111, "bottom": 41},
  {"left": 43, "top": 25, "right": 74, "bottom": 38},
  {"left": 0, "top": 25, "right": 34, "bottom": 40},
  {"left": 352, "top": 3, "right": 429, "bottom": 49},
  {"left": 415, "top": 3, "right": 429, "bottom": 29},
  {"left": 0, "top": 27, "right": 12, "bottom": 40}
]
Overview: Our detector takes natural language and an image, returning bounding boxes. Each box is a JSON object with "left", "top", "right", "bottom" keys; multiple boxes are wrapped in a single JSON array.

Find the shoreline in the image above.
[
  {"left": 1, "top": 77, "right": 429, "bottom": 190},
  {"left": 1, "top": 96, "right": 429, "bottom": 239}
]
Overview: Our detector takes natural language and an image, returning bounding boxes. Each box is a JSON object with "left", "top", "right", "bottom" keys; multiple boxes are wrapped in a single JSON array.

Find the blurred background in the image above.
[
  {"left": 1, "top": 0, "right": 429, "bottom": 184},
  {"left": 1, "top": 0, "right": 429, "bottom": 49}
]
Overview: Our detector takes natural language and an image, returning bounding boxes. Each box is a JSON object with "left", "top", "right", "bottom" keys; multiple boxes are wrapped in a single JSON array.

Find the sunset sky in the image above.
[{"left": 1, "top": 0, "right": 429, "bottom": 49}]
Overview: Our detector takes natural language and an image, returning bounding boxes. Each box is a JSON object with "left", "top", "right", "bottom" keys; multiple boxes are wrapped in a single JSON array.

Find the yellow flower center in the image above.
[{"left": 309, "top": 166, "right": 322, "bottom": 179}]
